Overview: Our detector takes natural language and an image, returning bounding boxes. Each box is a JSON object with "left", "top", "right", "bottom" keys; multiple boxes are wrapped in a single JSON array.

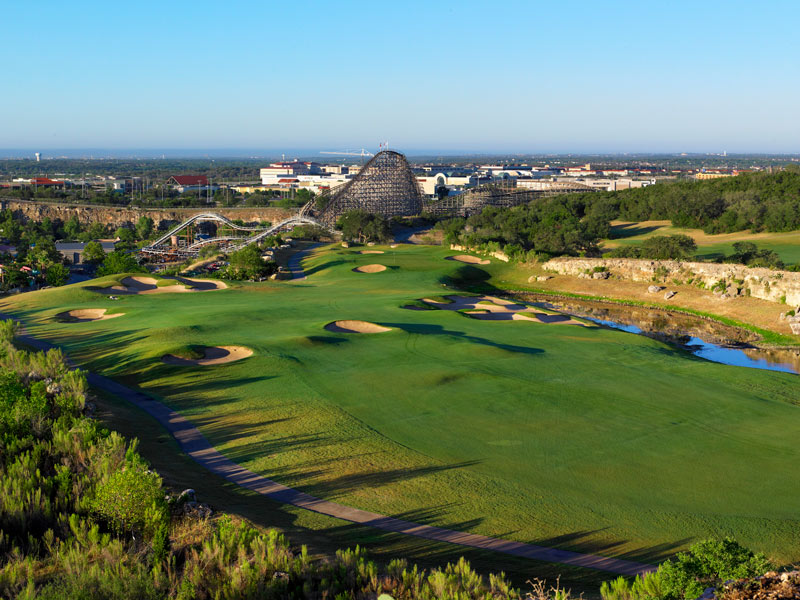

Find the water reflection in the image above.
[{"left": 514, "top": 293, "right": 800, "bottom": 375}]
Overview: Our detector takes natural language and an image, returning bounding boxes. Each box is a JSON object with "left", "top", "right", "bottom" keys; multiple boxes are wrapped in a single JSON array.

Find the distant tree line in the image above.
[{"left": 591, "top": 166, "right": 800, "bottom": 233}]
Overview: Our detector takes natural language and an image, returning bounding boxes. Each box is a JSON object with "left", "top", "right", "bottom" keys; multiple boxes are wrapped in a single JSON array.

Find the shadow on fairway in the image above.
[
  {"left": 384, "top": 322, "right": 544, "bottom": 357},
  {"left": 608, "top": 223, "right": 664, "bottom": 239},
  {"left": 304, "top": 259, "right": 348, "bottom": 276}
]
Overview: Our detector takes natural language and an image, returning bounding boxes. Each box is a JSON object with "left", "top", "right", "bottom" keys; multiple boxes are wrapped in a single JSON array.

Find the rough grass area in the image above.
[{"left": 4, "top": 244, "right": 800, "bottom": 570}]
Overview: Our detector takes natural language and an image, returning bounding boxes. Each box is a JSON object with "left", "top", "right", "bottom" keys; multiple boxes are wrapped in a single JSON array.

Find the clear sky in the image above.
[{"left": 2, "top": 0, "right": 798, "bottom": 155}]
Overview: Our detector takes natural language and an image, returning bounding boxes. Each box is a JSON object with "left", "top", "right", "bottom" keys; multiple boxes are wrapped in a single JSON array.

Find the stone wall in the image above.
[
  {"left": 542, "top": 256, "right": 800, "bottom": 306},
  {"left": 0, "top": 199, "right": 296, "bottom": 230}
]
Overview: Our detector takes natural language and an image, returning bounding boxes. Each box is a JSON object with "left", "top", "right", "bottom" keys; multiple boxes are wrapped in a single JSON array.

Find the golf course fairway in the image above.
[{"left": 3, "top": 243, "right": 800, "bottom": 567}]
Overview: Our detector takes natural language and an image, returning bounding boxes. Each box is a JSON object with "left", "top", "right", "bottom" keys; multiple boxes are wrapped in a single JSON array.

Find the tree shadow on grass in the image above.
[
  {"left": 608, "top": 223, "right": 665, "bottom": 239},
  {"left": 382, "top": 322, "right": 544, "bottom": 357},
  {"left": 303, "top": 259, "right": 349, "bottom": 277}
]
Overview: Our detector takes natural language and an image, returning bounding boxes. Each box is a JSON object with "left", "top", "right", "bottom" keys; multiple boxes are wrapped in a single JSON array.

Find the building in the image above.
[
  {"left": 167, "top": 175, "right": 218, "bottom": 193},
  {"left": 55, "top": 241, "right": 117, "bottom": 265}
]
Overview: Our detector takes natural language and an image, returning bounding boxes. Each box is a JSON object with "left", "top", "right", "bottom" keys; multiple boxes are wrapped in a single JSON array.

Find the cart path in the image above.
[
  {"left": 5, "top": 291, "right": 655, "bottom": 576},
  {"left": 287, "top": 243, "right": 323, "bottom": 280}
]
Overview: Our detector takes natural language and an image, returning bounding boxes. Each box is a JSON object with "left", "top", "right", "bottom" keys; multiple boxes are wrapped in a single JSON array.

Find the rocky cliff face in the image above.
[
  {"left": 542, "top": 257, "right": 800, "bottom": 306},
  {"left": 0, "top": 199, "right": 296, "bottom": 230}
]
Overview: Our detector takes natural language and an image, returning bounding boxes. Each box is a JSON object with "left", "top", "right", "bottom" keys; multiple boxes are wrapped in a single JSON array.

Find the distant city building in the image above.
[{"left": 167, "top": 175, "right": 217, "bottom": 193}]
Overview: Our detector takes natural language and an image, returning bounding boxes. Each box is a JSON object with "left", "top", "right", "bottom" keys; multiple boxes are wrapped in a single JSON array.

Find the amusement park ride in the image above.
[{"left": 141, "top": 149, "right": 575, "bottom": 259}]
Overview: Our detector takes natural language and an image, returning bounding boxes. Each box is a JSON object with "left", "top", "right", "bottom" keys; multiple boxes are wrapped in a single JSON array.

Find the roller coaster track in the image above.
[{"left": 141, "top": 212, "right": 329, "bottom": 257}]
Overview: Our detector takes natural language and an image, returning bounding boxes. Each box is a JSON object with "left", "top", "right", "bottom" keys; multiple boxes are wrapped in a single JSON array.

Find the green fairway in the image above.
[
  {"left": 4, "top": 244, "right": 800, "bottom": 566},
  {"left": 604, "top": 220, "right": 800, "bottom": 264}
]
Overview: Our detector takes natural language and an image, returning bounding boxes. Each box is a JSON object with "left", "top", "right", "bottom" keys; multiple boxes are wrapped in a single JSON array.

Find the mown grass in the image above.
[{"left": 4, "top": 243, "right": 800, "bottom": 569}]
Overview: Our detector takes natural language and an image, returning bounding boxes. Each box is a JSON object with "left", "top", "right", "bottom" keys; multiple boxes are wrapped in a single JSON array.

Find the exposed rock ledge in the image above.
[{"left": 542, "top": 257, "right": 800, "bottom": 306}]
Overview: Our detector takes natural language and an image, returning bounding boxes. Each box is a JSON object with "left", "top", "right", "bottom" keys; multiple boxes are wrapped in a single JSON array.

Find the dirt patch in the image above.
[
  {"left": 162, "top": 345, "right": 253, "bottom": 366},
  {"left": 56, "top": 309, "right": 123, "bottom": 323},
  {"left": 446, "top": 255, "right": 490, "bottom": 265},
  {"left": 352, "top": 264, "right": 387, "bottom": 273},
  {"left": 324, "top": 320, "right": 392, "bottom": 334},
  {"left": 359, "top": 250, "right": 385, "bottom": 254}
]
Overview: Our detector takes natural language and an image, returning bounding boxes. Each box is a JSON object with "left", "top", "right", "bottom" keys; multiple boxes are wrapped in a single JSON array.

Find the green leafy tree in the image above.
[
  {"left": 82, "top": 241, "right": 107, "bottom": 264},
  {"left": 45, "top": 263, "right": 69, "bottom": 287},
  {"left": 115, "top": 227, "right": 136, "bottom": 244},
  {"left": 136, "top": 216, "right": 154, "bottom": 240},
  {"left": 227, "top": 245, "right": 271, "bottom": 279},
  {"left": 63, "top": 215, "right": 83, "bottom": 240},
  {"left": 96, "top": 251, "right": 145, "bottom": 276},
  {"left": 337, "top": 210, "right": 392, "bottom": 244}
]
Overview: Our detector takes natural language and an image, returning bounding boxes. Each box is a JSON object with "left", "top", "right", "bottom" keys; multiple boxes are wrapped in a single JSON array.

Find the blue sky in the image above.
[{"left": 2, "top": 0, "right": 798, "bottom": 154}]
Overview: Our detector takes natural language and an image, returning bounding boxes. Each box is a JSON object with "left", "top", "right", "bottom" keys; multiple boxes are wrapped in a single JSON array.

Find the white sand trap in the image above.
[
  {"left": 390, "top": 244, "right": 399, "bottom": 248},
  {"left": 324, "top": 320, "right": 392, "bottom": 334},
  {"left": 57, "top": 309, "right": 123, "bottom": 323},
  {"left": 162, "top": 345, "right": 253, "bottom": 366},
  {"left": 359, "top": 250, "right": 385, "bottom": 254},
  {"left": 352, "top": 264, "right": 387, "bottom": 273},
  {"left": 446, "top": 255, "right": 490, "bottom": 265},
  {"left": 422, "top": 295, "right": 585, "bottom": 325}
]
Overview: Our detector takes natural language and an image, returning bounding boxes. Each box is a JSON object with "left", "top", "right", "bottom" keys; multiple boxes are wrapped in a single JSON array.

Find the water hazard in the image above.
[{"left": 514, "top": 293, "right": 800, "bottom": 375}]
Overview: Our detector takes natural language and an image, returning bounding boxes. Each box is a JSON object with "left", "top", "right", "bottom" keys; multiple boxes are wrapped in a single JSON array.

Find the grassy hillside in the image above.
[{"left": 4, "top": 244, "right": 800, "bottom": 567}]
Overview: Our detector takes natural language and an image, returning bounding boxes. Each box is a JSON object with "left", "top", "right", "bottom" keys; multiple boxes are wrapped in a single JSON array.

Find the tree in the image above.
[
  {"left": 135, "top": 216, "right": 154, "bottom": 240},
  {"left": 115, "top": 227, "right": 136, "bottom": 244},
  {"left": 82, "top": 241, "right": 106, "bottom": 264},
  {"left": 96, "top": 251, "right": 145, "bottom": 276},
  {"left": 63, "top": 215, "right": 82, "bottom": 240},
  {"left": 45, "top": 263, "right": 69, "bottom": 287},
  {"left": 227, "top": 245, "right": 271, "bottom": 279},
  {"left": 91, "top": 463, "right": 165, "bottom": 535},
  {"left": 79, "top": 222, "right": 107, "bottom": 242},
  {"left": 337, "top": 210, "right": 392, "bottom": 244}
]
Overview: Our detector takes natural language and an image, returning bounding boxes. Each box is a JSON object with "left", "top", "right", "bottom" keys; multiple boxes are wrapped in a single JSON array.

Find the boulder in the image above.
[
  {"left": 178, "top": 489, "right": 197, "bottom": 504},
  {"left": 592, "top": 271, "right": 609, "bottom": 279},
  {"left": 341, "top": 241, "right": 349, "bottom": 248},
  {"left": 664, "top": 291, "right": 676, "bottom": 300},
  {"left": 647, "top": 285, "right": 664, "bottom": 294}
]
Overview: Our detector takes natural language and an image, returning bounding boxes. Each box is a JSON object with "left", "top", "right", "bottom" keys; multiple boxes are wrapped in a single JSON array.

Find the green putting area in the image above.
[{"left": 4, "top": 244, "right": 800, "bottom": 566}]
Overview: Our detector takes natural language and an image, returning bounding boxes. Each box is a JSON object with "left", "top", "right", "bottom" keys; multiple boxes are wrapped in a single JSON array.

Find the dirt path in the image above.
[{"left": 8, "top": 325, "right": 654, "bottom": 577}]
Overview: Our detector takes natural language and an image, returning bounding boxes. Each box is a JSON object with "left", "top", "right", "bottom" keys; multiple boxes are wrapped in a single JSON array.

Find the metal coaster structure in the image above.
[
  {"left": 141, "top": 213, "right": 325, "bottom": 259},
  {"left": 312, "top": 150, "right": 424, "bottom": 226},
  {"left": 422, "top": 180, "right": 599, "bottom": 218}
]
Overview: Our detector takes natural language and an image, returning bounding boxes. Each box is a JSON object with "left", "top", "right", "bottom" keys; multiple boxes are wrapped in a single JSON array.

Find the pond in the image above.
[{"left": 512, "top": 293, "right": 800, "bottom": 375}]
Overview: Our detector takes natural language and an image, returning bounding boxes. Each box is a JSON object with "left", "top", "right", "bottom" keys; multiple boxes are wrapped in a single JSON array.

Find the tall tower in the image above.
[{"left": 34, "top": 152, "right": 41, "bottom": 162}]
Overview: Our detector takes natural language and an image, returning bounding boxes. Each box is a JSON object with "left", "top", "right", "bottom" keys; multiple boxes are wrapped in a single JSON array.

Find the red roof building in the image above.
[{"left": 168, "top": 175, "right": 208, "bottom": 186}]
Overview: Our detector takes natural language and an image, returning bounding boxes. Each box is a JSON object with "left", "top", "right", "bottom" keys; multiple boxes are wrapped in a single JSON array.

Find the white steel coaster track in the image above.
[{"left": 141, "top": 211, "right": 328, "bottom": 257}]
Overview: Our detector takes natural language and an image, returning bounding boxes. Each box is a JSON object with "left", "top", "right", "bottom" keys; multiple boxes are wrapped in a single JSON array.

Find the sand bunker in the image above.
[
  {"left": 421, "top": 295, "right": 585, "bottom": 325},
  {"left": 446, "top": 255, "right": 490, "bottom": 265},
  {"left": 324, "top": 320, "right": 392, "bottom": 334},
  {"left": 95, "top": 275, "right": 226, "bottom": 295},
  {"left": 169, "top": 276, "right": 227, "bottom": 290},
  {"left": 56, "top": 309, "right": 123, "bottom": 323},
  {"left": 162, "top": 346, "right": 253, "bottom": 366},
  {"left": 359, "top": 250, "right": 385, "bottom": 254},
  {"left": 352, "top": 264, "right": 387, "bottom": 273}
]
